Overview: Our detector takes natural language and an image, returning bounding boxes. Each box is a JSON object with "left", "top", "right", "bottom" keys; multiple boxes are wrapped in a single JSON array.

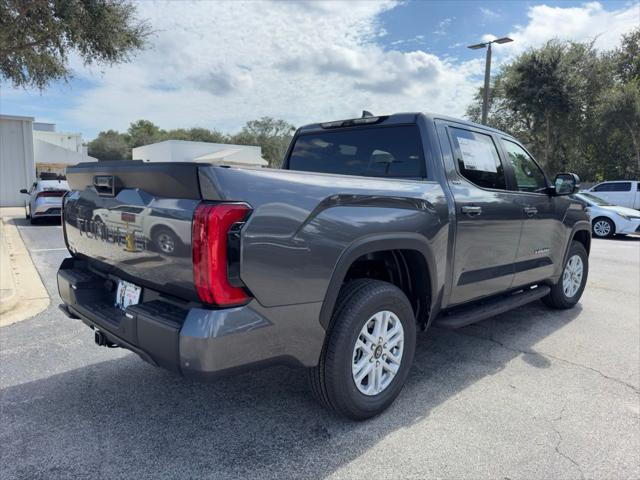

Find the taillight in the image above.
[
  {"left": 37, "top": 190, "right": 66, "bottom": 198},
  {"left": 192, "top": 202, "right": 251, "bottom": 307}
]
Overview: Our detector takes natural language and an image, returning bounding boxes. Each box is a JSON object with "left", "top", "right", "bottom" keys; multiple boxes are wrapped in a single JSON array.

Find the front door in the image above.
[
  {"left": 442, "top": 125, "right": 523, "bottom": 306},
  {"left": 499, "top": 139, "right": 565, "bottom": 286}
]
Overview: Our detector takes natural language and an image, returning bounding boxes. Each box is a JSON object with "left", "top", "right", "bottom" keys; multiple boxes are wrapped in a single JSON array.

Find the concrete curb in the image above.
[
  {"left": 0, "top": 213, "right": 50, "bottom": 327},
  {"left": 0, "top": 231, "right": 18, "bottom": 315}
]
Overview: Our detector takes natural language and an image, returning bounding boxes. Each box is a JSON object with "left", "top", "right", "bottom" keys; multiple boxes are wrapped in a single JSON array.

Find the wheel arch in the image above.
[
  {"left": 319, "top": 233, "right": 438, "bottom": 331},
  {"left": 572, "top": 226, "right": 592, "bottom": 254}
]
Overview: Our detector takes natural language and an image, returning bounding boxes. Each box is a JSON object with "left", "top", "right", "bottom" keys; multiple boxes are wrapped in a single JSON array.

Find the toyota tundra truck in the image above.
[{"left": 58, "top": 112, "right": 591, "bottom": 420}]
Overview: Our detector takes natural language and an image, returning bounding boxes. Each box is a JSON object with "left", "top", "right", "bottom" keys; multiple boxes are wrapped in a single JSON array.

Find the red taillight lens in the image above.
[
  {"left": 37, "top": 190, "right": 66, "bottom": 198},
  {"left": 192, "top": 202, "right": 251, "bottom": 307}
]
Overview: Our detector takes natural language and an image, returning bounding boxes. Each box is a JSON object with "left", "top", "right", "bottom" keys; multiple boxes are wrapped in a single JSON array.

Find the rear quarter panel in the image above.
[{"left": 199, "top": 167, "right": 450, "bottom": 308}]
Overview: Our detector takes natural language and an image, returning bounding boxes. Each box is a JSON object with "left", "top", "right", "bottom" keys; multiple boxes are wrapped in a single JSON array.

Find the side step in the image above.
[{"left": 436, "top": 285, "right": 551, "bottom": 329}]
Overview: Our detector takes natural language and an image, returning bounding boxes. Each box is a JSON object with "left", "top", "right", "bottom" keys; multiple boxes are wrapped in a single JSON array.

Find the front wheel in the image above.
[
  {"left": 308, "top": 279, "right": 416, "bottom": 420},
  {"left": 592, "top": 217, "right": 615, "bottom": 238},
  {"left": 543, "top": 241, "right": 589, "bottom": 309}
]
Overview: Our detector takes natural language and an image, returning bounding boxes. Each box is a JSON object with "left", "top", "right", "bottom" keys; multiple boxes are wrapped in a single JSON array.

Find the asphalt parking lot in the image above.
[{"left": 1, "top": 217, "right": 638, "bottom": 480}]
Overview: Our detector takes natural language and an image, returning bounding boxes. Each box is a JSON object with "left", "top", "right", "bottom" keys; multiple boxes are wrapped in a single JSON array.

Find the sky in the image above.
[{"left": 1, "top": 0, "right": 638, "bottom": 140}]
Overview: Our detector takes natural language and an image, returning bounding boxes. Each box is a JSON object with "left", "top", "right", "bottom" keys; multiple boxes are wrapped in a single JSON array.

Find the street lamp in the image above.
[{"left": 467, "top": 36, "right": 513, "bottom": 125}]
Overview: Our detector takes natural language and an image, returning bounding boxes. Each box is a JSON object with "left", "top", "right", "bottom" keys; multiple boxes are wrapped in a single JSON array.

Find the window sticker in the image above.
[{"left": 457, "top": 137, "right": 498, "bottom": 173}]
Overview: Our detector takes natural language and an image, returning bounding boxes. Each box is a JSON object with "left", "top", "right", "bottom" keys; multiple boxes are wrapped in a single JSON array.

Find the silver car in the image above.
[{"left": 20, "top": 179, "right": 69, "bottom": 224}]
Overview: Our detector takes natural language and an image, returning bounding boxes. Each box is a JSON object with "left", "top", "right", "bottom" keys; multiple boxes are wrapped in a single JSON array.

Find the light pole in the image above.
[{"left": 467, "top": 37, "right": 513, "bottom": 125}]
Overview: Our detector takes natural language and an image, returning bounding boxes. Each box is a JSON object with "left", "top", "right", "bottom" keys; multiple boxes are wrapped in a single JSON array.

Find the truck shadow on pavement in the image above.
[{"left": 0, "top": 301, "right": 581, "bottom": 479}]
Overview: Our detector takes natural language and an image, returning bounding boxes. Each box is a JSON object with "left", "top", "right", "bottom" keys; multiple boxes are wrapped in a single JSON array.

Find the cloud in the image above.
[
  {"left": 8, "top": 0, "right": 638, "bottom": 138},
  {"left": 479, "top": 7, "right": 500, "bottom": 20},
  {"left": 501, "top": 1, "right": 639, "bottom": 54},
  {"left": 433, "top": 17, "right": 453, "bottom": 36},
  {"left": 59, "top": 0, "right": 483, "bottom": 134}
]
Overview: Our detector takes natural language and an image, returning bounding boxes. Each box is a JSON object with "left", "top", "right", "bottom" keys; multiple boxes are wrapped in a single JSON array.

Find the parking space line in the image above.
[{"left": 30, "top": 248, "right": 68, "bottom": 252}]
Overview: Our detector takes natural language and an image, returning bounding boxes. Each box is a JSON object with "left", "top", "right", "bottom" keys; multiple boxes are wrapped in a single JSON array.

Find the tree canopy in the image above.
[
  {"left": 466, "top": 29, "right": 640, "bottom": 182},
  {"left": 0, "top": 0, "right": 150, "bottom": 89},
  {"left": 87, "top": 117, "right": 295, "bottom": 167}
]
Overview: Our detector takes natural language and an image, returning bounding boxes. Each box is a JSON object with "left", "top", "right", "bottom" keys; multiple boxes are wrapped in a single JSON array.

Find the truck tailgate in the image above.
[{"left": 63, "top": 161, "right": 202, "bottom": 301}]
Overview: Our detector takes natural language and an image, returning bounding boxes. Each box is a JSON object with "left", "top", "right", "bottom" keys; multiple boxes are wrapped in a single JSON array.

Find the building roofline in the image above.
[{"left": 0, "top": 114, "right": 35, "bottom": 122}]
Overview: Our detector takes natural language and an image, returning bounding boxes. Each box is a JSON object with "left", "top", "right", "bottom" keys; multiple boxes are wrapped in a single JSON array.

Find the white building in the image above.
[
  {"left": 132, "top": 140, "right": 267, "bottom": 167},
  {"left": 1, "top": 115, "right": 35, "bottom": 207},
  {"left": 0, "top": 114, "right": 96, "bottom": 206}
]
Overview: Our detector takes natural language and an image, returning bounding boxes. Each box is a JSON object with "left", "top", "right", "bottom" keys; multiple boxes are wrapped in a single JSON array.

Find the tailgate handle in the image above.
[{"left": 93, "top": 175, "right": 115, "bottom": 196}]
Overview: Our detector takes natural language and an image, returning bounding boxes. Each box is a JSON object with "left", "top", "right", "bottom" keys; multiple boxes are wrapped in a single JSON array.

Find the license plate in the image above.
[{"left": 115, "top": 280, "right": 141, "bottom": 310}]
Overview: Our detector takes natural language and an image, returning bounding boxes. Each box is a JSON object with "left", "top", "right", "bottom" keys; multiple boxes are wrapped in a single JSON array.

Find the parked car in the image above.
[
  {"left": 57, "top": 113, "right": 591, "bottom": 420},
  {"left": 583, "top": 180, "right": 640, "bottom": 210},
  {"left": 91, "top": 204, "right": 189, "bottom": 255},
  {"left": 573, "top": 192, "right": 640, "bottom": 238},
  {"left": 20, "top": 179, "right": 69, "bottom": 224}
]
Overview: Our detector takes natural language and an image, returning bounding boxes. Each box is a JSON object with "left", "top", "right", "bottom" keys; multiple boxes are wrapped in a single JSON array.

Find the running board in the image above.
[{"left": 436, "top": 286, "right": 551, "bottom": 329}]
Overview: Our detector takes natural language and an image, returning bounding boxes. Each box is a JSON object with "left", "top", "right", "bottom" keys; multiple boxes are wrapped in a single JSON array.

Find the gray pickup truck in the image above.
[{"left": 58, "top": 113, "right": 591, "bottom": 419}]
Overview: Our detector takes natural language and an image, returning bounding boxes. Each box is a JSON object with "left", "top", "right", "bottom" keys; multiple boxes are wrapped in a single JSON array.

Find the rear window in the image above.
[{"left": 287, "top": 125, "right": 425, "bottom": 178}]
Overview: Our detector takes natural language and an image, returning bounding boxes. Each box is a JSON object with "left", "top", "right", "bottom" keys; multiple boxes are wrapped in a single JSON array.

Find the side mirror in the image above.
[
  {"left": 19, "top": 189, "right": 28, "bottom": 194},
  {"left": 553, "top": 173, "right": 580, "bottom": 196}
]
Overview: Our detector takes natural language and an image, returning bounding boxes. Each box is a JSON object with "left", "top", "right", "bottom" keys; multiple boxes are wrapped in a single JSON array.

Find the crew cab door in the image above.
[
  {"left": 498, "top": 138, "right": 564, "bottom": 287},
  {"left": 438, "top": 123, "right": 523, "bottom": 306}
]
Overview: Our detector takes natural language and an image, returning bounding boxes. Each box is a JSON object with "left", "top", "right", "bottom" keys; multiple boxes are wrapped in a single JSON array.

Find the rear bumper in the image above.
[
  {"left": 33, "top": 199, "right": 62, "bottom": 216},
  {"left": 57, "top": 258, "right": 325, "bottom": 379}
]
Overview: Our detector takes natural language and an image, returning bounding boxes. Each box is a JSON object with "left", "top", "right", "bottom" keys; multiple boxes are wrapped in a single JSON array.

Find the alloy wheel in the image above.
[
  {"left": 562, "top": 254, "right": 584, "bottom": 298},
  {"left": 351, "top": 310, "right": 404, "bottom": 396}
]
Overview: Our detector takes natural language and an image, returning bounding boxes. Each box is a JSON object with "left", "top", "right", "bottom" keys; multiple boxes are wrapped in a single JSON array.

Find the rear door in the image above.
[{"left": 440, "top": 123, "right": 523, "bottom": 306}]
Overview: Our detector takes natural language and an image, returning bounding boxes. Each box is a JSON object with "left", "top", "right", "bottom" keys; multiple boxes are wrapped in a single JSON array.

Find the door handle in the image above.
[
  {"left": 523, "top": 206, "right": 538, "bottom": 216},
  {"left": 461, "top": 205, "right": 482, "bottom": 216}
]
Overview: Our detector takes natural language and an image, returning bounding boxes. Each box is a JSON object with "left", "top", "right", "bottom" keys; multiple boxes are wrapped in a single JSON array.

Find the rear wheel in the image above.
[
  {"left": 592, "top": 217, "right": 615, "bottom": 238},
  {"left": 308, "top": 279, "right": 416, "bottom": 420},
  {"left": 543, "top": 241, "right": 588, "bottom": 309}
]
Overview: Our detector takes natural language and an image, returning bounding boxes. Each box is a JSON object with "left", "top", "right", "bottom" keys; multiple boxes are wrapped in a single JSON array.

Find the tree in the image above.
[
  {"left": 127, "top": 119, "right": 163, "bottom": 148},
  {"left": 595, "top": 82, "right": 640, "bottom": 176},
  {"left": 88, "top": 117, "right": 296, "bottom": 165},
  {"left": 614, "top": 29, "right": 640, "bottom": 83},
  {"left": 0, "top": 0, "right": 150, "bottom": 89},
  {"left": 87, "top": 129, "right": 129, "bottom": 160},
  {"left": 466, "top": 32, "right": 639, "bottom": 181},
  {"left": 230, "top": 117, "right": 295, "bottom": 167},
  {"left": 183, "top": 127, "right": 227, "bottom": 143}
]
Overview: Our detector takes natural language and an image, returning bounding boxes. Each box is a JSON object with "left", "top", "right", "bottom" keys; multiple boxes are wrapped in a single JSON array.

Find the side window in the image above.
[
  {"left": 610, "top": 182, "right": 631, "bottom": 192},
  {"left": 449, "top": 127, "right": 506, "bottom": 190},
  {"left": 593, "top": 183, "right": 611, "bottom": 192},
  {"left": 502, "top": 139, "right": 547, "bottom": 193}
]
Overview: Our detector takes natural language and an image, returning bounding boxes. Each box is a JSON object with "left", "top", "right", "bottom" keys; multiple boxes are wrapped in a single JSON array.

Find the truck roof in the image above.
[{"left": 297, "top": 112, "right": 509, "bottom": 137}]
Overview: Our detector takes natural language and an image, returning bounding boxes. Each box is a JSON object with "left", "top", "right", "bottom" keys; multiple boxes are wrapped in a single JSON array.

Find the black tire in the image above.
[
  {"left": 29, "top": 214, "right": 38, "bottom": 225},
  {"left": 308, "top": 279, "right": 416, "bottom": 420},
  {"left": 543, "top": 241, "right": 589, "bottom": 309},
  {"left": 592, "top": 216, "right": 615, "bottom": 238}
]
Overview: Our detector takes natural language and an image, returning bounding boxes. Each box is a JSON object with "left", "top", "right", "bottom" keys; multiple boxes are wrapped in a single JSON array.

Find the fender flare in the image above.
[
  {"left": 556, "top": 221, "right": 591, "bottom": 281},
  {"left": 318, "top": 233, "right": 438, "bottom": 330}
]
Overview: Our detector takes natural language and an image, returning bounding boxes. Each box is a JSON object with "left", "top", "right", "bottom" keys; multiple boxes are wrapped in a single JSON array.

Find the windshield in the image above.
[{"left": 575, "top": 193, "right": 614, "bottom": 206}]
